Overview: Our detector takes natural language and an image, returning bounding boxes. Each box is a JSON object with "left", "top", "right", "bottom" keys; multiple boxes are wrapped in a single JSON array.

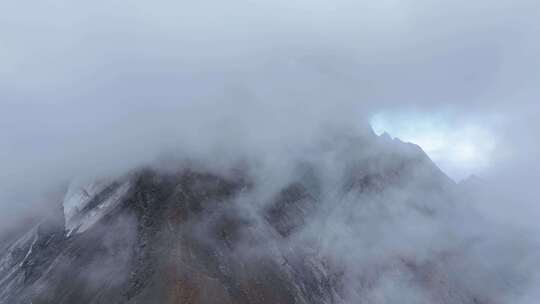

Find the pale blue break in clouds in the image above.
[{"left": 370, "top": 111, "right": 498, "bottom": 181}]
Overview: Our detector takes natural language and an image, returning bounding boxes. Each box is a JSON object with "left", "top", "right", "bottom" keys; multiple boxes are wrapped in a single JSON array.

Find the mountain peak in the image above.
[{"left": 0, "top": 129, "right": 473, "bottom": 304}]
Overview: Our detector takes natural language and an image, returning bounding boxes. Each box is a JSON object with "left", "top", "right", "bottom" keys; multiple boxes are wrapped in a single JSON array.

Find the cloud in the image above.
[{"left": 0, "top": 0, "right": 539, "bottom": 242}]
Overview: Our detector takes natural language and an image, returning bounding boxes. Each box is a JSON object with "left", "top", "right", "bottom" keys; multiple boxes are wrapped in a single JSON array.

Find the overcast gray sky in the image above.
[{"left": 1, "top": 0, "right": 539, "bottom": 229}]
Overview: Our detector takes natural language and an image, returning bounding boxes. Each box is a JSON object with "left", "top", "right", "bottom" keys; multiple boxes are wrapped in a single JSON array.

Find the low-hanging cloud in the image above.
[{"left": 1, "top": 0, "right": 539, "bottom": 238}]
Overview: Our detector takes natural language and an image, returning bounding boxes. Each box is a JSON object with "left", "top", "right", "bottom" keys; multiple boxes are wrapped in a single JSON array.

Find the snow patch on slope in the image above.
[
  {"left": 63, "top": 181, "right": 131, "bottom": 236},
  {"left": 63, "top": 181, "right": 108, "bottom": 226}
]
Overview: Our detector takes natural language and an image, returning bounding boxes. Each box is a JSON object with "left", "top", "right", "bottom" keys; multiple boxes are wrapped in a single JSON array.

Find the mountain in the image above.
[{"left": 0, "top": 130, "right": 509, "bottom": 304}]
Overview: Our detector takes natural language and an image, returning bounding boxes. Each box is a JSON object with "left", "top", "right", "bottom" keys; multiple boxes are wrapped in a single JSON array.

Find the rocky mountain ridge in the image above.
[{"left": 0, "top": 132, "right": 504, "bottom": 304}]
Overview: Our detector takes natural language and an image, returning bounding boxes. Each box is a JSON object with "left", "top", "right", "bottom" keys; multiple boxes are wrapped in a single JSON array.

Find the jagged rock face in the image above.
[
  {"left": 0, "top": 169, "right": 340, "bottom": 304},
  {"left": 0, "top": 133, "right": 490, "bottom": 304}
]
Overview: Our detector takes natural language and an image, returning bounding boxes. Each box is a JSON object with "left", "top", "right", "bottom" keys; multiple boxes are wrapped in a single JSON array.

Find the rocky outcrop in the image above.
[{"left": 2, "top": 131, "right": 502, "bottom": 304}]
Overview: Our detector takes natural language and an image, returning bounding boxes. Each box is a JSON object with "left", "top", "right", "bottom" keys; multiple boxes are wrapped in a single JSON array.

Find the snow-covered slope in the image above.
[{"left": 63, "top": 180, "right": 131, "bottom": 235}]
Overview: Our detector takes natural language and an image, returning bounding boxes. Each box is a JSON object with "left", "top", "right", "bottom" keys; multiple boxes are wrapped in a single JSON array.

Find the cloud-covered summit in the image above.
[{"left": 1, "top": 0, "right": 539, "bottom": 249}]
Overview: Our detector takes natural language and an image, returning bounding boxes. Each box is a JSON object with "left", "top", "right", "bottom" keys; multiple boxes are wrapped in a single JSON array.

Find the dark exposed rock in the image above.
[{"left": 0, "top": 133, "right": 491, "bottom": 304}]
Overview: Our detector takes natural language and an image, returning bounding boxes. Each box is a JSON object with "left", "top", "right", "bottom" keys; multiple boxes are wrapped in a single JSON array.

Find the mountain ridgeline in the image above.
[{"left": 1, "top": 130, "right": 512, "bottom": 304}]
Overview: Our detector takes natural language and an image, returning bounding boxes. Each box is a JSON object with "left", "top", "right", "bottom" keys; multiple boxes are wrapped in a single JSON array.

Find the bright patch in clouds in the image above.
[{"left": 370, "top": 111, "right": 496, "bottom": 181}]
